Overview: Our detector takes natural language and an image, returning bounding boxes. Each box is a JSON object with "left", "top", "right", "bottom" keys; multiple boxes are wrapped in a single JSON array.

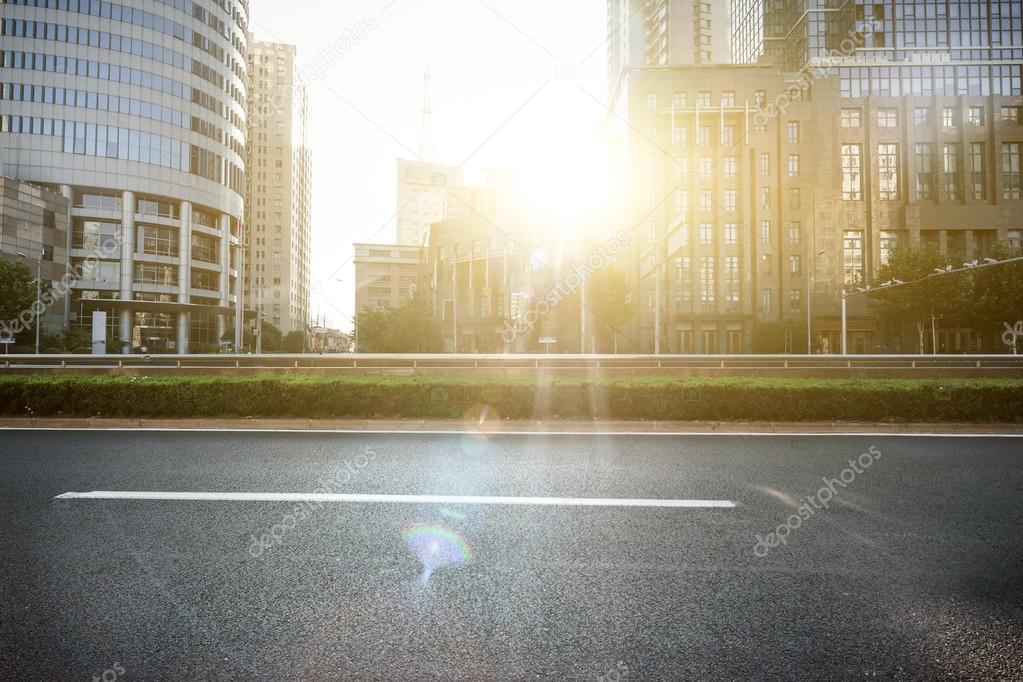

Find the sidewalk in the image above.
[{"left": 1, "top": 417, "right": 1021, "bottom": 434}]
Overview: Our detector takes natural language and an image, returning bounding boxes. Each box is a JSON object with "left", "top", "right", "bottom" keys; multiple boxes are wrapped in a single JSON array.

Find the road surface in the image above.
[{"left": 1, "top": 429, "right": 1021, "bottom": 680}]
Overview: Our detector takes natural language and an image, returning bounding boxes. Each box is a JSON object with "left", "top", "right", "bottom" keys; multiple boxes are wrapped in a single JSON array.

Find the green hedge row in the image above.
[{"left": 0, "top": 375, "right": 1021, "bottom": 422}]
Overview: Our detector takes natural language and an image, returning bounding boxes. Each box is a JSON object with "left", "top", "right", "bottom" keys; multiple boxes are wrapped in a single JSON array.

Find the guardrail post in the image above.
[
  {"left": 294, "top": 360, "right": 299, "bottom": 369},
  {"left": 976, "top": 359, "right": 982, "bottom": 368},
  {"left": 235, "top": 360, "right": 240, "bottom": 369},
  {"left": 911, "top": 359, "right": 917, "bottom": 368},
  {"left": 61, "top": 360, "right": 66, "bottom": 368},
  {"left": 784, "top": 360, "right": 789, "bottom": 368},
  {"left": 720, "top": 359, "right": 725, "bottom": 369},
  {"left": 847, "top": 359, "right": 852, "bottom": 368},
  {"left": 118, "top": 360, "right": 123, "bottom": 368},
  {"left": 474, "top": 360, "right": 478, "bottom": 369},
  {"left": 177, "top": 360, "right": 181, "bottom": 369},
  {"left": 657, "top": 359, "right": 662, "bottom": 369}
]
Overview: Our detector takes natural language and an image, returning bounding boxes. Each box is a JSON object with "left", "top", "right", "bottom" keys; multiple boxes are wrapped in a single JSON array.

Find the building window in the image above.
[
  {"left": 880, "top": 231, "right": 899, "bottom": 265},
  {"left": 878, "top": 109, "right": 897, "bottom": 127},
  {"left": 942, "top": 107, "right": 957, "bottom": 129},
  {"left": 914, "top": 107, "right": 930, "bottom": 126},
  {"left": 760, "top": 187, "right": 770, "bottom": 208},
  {"left": 698, "top": 125, "right": 711, "bottom": 146},
  {"left": 697, "top": 91, "right": 711, "bottom": 108},
  {"left": 1008, "top": 230, "right": 1023, "bottom": 255},
  {"left": 789, "top": 289, "right": 802, "bottom": 313},
  {"left": 1004, "top": 143, "right": 1022, "bottom": 200},
  {"left": 698, "top": 157, "right": 712, "bottom": 179},
  {"left": 915, "top": 143, "right": 933, "bottom": 199},
  {"left": 141, "top": 226, "right": 178, "bottom": 257},
  {"left": 723, "top": 190, "right": 736, "bottom": 213},
  {"left": 840, "top": 109, "right": 861, "bottom": 128},
  {"left": 760, "top": 220, "right": 771, "bottom": 244},
  {"left": 676, "top": 158, "right": 690, "bottom": 182},
  {"left": 724, "top": 256, "right": 739, "bottom": 303},
  {"left": 762, "top": 288, "right": 772, "bottom": 314},
  {"left": 760, "top": 254, "right": 772, "bottom": 275},
  {"left": 878, "top": 143, "right": 899, "bottom": 200},
  {"left": 842, "top": 144, "right": 862, "bottom": 200},
  {"left": 787, "top": 154, "right": 800, "bottom": 177},
  {"left": 788, "top": 188, "right": 801, "bottom": 210},
  {"left": 724, "top": 223, "right": 738, "bottom": 245},
  {"left": 942, "top": 143, "right": 960, "bottom": 201},
  {"left": 722, "top": 91, "right": 736, "bottom": 107},
  {"left": 788, "top": 222, "right": 801, "bottom": 244},
  {"left": 970, "top": 142, "right": 986, "bottom": 200},
  {"left": 754, "top": 90, "right": 766, "bottom": 107},
  {"left": 722, "top": 125, "right": 734, "bottom": 146},
  {"left": 673, "top": 92, "right": 687, "bottom": 108},
  {"left": 699, "top": 190, "right": 712, "bottom": 213},
  {"left": 646, "top": 93, "right": 658, "bottom": 110},
  {"left": 1001, "top": 106, "right": 1022, "bottom": 125},
  {"left": 723, "top": 156, "right": 737, "bottom": 179},
  {"left": 969, "top": 106, "right": 985, "bottom": 127},
  {"left": 699, "top": 223, "right": 713, "bottom": 245},
  {"left": 674, "top": 190, "right": 688, "bottom": 216},
  {"left": 787, "top": 121, "right": 800, "bottom": 143},
  {"left": 760, "top": 152, "right": 770, "bottom": 177},
  {"left": 699, "top": 257, "right": 715, "bottom": 304},
  {"left": 843, "top": 230, "right": 864, "bottom": 286},
  {"left": 673, "top": 126, "right": 686, "bottom": 145},
  {"left": 788, "top": 255, "right": 800, "bottom": 274}
]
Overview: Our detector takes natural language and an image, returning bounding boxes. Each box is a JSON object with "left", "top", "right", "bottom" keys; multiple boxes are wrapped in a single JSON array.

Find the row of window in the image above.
[
  {"left": 72, "top": 260, "right": 223, "bottom": 290},
  {"left": 0, "top": 50, "right": 237, "bottom": 129},
  {"left": 0, "top": 82, "right": 239, "bottom": 154},
  {"left": 838, "top": 64, "right": 1022, "bottom": 98},
  {"left": 73, "top": 220, "right": 223, "bottom": 262},
  {"left": 841, "top": 105, "right": 1023, "bottom": 129},
  {"left": 2, "top": 0, "right": 247, "bottom": 48},
  {"left": 841, "top": 142, "right": 1022, "bottom": 201},
  {"left": 1, "top": 114, "right": 245, "bottom": 195},
  {"left": 0, "top": 19, "right": 231, "bottom": 96}
]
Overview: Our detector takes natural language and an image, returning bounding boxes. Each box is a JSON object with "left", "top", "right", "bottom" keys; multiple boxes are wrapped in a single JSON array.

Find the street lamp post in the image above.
[
  {"left": 806, "top": 249, "right": 826, "bottom": 354},
  {"left": 16, "top": 252, "right": 42, "bottom": 354},
  {"left": 840, "top": 255, "right": 1023, "bottom": 355}
]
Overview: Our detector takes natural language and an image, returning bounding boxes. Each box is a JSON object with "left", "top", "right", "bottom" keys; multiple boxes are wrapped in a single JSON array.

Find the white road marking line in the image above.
[
  {"left": 53, "top": 491, "right": 736, "bottom": 508},
  {"left": 7, "top": 427, "right": 1023, "bottom": 437}
]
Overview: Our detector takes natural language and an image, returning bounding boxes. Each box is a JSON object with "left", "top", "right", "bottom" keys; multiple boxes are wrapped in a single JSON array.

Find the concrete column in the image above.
[
  {"left": 964, "top": 230, "right": 975, "bottom": 261},
  {"left": 938, "top": 229, "right": 948, "bottom": 256},
  {"left": 60, "top": 185, "right": 73, "bottom": 331},
  {"left": 177, "top": 201, "right": 192, "bottom": 355},
  {"left": 119, "top": 191, "right": 136, "bottom": 353},
  {"left": 234, "top": 240, "right": 244, "bottom": 350},
  {"left": 217, "top": 214, "right": 231, "bottom": 342}
]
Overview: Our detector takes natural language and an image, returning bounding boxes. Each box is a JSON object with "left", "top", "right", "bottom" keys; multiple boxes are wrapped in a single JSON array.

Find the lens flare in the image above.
[{"left": 401, "top": 522, "right": 475, "bottom": 583}]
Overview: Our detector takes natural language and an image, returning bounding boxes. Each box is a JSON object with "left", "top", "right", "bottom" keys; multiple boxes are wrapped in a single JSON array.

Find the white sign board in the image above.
[
  {"left": 0, "top": 333, "right": 14, "bottom": 345},
  {"left": 92, "top": 311, "right": 107, "bottom": 354},
  {"left": 539, "top": 336, "right": 557, "bottom": 344}
]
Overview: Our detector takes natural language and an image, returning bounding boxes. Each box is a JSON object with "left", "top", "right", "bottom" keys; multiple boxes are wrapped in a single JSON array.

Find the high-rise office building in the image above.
[
  {"left": 0, "top": 0, "right": 248, "bottom": 353},
  {"left": 608, "top": 0, "right": 732, "bottom": 103},
  {"left": 733, "top": 0, "right": 1023, "bottom": 72},
  {"left": 395, "top": 159, "right": 465, "bottom": 247},
  {"left": 245, "top": 41, "right": 311, "bottom": 338}
]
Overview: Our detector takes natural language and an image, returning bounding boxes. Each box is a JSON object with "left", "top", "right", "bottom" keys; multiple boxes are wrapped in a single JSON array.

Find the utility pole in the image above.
[{"left": 255, "top": 284, "right": 263, "bottom": 354}]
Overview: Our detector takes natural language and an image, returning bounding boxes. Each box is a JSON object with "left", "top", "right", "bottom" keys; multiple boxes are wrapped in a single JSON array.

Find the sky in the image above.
[{"left": 247, "top": 0, "right": 610, "bottom": 331}]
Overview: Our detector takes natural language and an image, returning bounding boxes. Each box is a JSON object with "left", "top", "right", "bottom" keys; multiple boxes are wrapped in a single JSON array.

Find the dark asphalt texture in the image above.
[{"left": 1, "top": 430, "right": 1021, "bottom": 681}]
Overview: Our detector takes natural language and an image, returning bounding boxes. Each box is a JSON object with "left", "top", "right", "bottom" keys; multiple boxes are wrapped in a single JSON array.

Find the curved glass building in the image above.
[{"left": 0, "top": 0, "right": 248, "bottom": 353}]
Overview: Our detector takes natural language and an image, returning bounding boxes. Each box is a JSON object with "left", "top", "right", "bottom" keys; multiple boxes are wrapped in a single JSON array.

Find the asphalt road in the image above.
[{"left": 1, "top": 429, "right": 1021, "bottom": 680}]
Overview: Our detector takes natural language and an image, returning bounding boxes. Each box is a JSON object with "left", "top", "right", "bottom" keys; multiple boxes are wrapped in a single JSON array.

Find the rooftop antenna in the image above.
[{"left": 419, "top": 68, "right": 434, "bottom": 162}]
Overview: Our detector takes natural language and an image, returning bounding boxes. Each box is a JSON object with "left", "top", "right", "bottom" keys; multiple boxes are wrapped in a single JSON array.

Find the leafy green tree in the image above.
[
  {"left": 0, "top": 257, "right": 37, "bottom": 339},
  {"left": 354, "top": 306, "right": 390, "bottom": 353},
  {"left": 870, "top": 244, "right": 968, "bottom": 353},
  {"left": 587, "top": 265, "right": 632, "bottom": 353},
  {"left": 282, "top": 330, "right": 306, "bottom": 353},
  {"left": 962, "top": 242, "right": 1023, "bottom": 347},
  {"left": 256, "top": 321, "right": 283, "bottom": 353},
  {"left": 384, "top": 295, "right": 442, "bottom": 352}
]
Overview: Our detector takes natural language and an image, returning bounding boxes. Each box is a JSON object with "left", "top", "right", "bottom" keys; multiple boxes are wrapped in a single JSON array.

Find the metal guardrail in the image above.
[{"left": 1, "top": 353, "right": 1022, "bottom": 372}]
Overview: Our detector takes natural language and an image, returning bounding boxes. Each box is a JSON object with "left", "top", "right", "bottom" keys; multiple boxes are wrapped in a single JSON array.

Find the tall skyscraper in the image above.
[
  {"left": 733, "top": 0, "right": 1023, "bottom": 72},
  {"left": 245, "top": 41, "right": 311, "bottom": 338},
  {"left": 608, "top": 0, "right": 732, "bottom": 102},
  {"left": 0, "top": 0, "right": 248, "bottom": 353}
]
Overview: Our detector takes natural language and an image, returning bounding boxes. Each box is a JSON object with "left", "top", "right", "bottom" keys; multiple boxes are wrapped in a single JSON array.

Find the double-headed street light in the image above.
[
  {"left": 16, "top": 251, "right": 42, "bottom": 354},
  {"left": 840, "top": 255, "right": 1023, "bottom": 355}
]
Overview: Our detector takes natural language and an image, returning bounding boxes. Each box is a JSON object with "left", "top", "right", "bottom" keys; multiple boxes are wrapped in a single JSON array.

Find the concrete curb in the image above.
[{"left": 1, "top": 417, "right": 1021, "bottom": 434}]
